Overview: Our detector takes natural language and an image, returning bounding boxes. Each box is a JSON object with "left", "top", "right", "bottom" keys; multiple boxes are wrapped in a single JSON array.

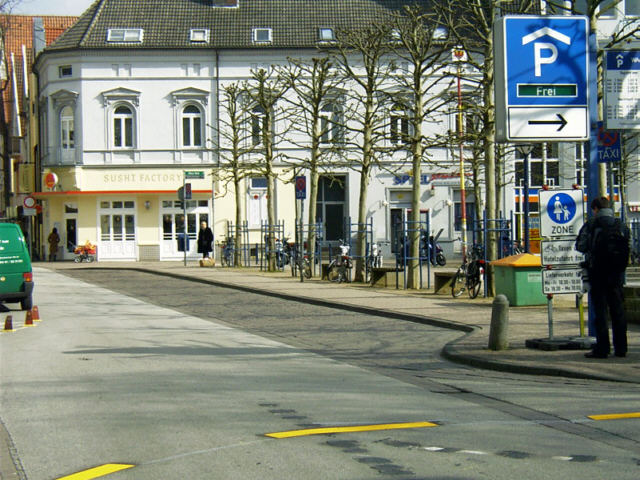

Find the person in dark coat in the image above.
[
  {"left": 197, "top": 221, "right": 214, "bottom": 258},
  {"left": 575, "top": 196, "right": 630, "bottom": 359}
]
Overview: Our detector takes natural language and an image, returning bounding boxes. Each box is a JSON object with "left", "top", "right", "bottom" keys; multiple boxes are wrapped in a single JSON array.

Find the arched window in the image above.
[
  {"left": 182, "top": 105, "right": 203, "bottom": 147},
  {"left": 251, "top": 105, "right": 266, "bottom": 146},
  {"left": 390, "top": 103, "right": 410, "bottom": 145},
  {"left": 113, "top": 105, "right": 134, "bottom": 148},
  {"left": 320, "top": 102, "right": 343, "bottom": 145},
  {"left": 60, "top": 106, "right": 74, "bottom": 150}
]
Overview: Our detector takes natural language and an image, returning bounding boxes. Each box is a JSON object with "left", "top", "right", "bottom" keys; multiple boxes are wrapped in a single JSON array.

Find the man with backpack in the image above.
[{"left": 575, "top": 197, "right": 630, "bottom": 359}]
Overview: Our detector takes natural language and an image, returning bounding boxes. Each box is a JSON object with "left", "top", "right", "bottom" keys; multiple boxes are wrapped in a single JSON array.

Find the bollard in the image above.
[{"left": 488, "top": 294, "right": 509, "bottom": 351}]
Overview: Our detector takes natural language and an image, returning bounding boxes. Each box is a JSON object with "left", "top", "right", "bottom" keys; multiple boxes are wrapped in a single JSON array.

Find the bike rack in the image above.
[
  {"left": 396, "top": 216, "right": 432, "bottom": 290},
  {"left": 260, "top": 221, "right": 285, "bottom": 271},
  {"left": 292, "top": 221, "right": 324, "bottom": 277},
  {"left": 343, "top": 216, "right": 374, "bottom": 283},
  {"left": 224, "top": 220, "right": 252, "bottom": 267}
]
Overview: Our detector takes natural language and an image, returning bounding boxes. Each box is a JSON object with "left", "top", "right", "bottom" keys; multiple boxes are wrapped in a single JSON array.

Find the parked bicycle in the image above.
[
  {"left": 451, "top": 244, "right": 485, "bottom": 299},
  {"left": 220, "top": 238, "right": 234, "bottom": 266},
  {"left": 327, "top": 240, "right": 352, "bottom": 283}
]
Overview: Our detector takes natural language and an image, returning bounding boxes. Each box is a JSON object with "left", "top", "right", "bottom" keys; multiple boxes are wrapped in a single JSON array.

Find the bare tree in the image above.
[
  {"left": 214, "top": 82, "right": 259, "bottom": 266},
  {"left": 331, "top": 23, "right": 397, "bottom": 282},
  {"left": 242, "top": 68, "right": 290, "bottom": 271},
  {"left": 386, "top": 5, "right": 451, "bottom": 288},
  {"left": 434, "top": 0, "right": 538, "bottom": 294},
  {"left": 279, "top": 56, "right": 345, "bottom": 272}
]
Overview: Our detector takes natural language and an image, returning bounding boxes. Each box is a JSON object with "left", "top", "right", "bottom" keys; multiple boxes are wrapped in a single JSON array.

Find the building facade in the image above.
[{"left": 31, "top": 0, "right": 640, "bottom": 262}]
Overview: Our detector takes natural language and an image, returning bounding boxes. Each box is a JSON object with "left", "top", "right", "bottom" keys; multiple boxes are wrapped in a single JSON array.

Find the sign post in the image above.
[
  {"left": 525, "top": 189, "right": 592, "bottom": 350},
  {"left": 494, "top": 15, "right": 590, "bottom": 142},
  {"left": 295, "top": 176, "right": 306, "bottom": 283}
]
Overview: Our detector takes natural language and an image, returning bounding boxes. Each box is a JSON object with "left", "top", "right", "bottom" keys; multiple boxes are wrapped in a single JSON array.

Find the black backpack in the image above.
[{"left": 591, "top": 217, "right": 630, "bottom": 275}]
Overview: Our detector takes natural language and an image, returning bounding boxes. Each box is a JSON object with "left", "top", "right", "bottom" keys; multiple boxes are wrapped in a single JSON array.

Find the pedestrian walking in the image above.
[
  {"left": 47, "top": 228, "right": 60, "bottom": 262},
  {"left": 197, "top": 221, "right": 214, "bottom": 259},
  {"left": 575, "top": 196, "right": 630, "bottom": 359}
]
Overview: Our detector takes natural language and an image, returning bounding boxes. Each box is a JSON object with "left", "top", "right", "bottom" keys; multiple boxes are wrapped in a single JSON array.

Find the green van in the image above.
[{"left": 0, "top": 223, "right": 33, "bottom": 310}]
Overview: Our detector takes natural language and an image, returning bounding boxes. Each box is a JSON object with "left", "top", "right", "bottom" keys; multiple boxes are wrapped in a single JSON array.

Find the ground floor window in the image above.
[
  {"left": 99, "top": 200, "right": 135, "bottom": 241},
  {"left": 315, "top": 175, "right": 346, "bottom": 241}
]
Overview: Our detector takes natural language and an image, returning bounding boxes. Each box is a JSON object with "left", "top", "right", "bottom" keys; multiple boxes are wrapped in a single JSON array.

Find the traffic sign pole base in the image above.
[{"left": 525, "top": 336, "right": 594, "bottom": 351}]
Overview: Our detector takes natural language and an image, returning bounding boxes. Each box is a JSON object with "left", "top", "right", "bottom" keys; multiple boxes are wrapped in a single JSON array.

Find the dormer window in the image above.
[
  {"left": 318, "top": 28, "right": 335, "bottom": 42},
  {"left": 432, "top": 26, "right": 448, "bottom": 42},
  {"left": 390, "top": 29, "right": 402, "bottom": 43},
  {"left": 107, "top": 28, "right": 144, "bottom": 43},
  {"left": 190, "top": 29, "right": 210, "bottom": 43},
  {"left": 253, "top": 28, "right": 272, "bottom": 44}
]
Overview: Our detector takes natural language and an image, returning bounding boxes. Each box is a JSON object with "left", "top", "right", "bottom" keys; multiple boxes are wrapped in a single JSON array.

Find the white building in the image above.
[{"left": 33, "top": 0, "right": 640, "bottom": 261}]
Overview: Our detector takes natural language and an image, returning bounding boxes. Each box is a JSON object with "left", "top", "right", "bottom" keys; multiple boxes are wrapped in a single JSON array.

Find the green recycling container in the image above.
[{"left": 491, "top": 253, "right": 546, "bottom": 306}]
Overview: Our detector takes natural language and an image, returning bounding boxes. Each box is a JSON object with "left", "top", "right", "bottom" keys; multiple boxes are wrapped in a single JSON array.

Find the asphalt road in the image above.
[{"left": 1, "top": 267, "right": 640, "bottom": 480}]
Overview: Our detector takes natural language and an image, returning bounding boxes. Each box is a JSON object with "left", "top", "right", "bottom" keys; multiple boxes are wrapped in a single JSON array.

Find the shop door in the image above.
[
  {"left": 98, "top": 200, "right": 137, "bottom": 260},
  {"left": 62, "top": 203, "right": 78, "bottom": 260}
]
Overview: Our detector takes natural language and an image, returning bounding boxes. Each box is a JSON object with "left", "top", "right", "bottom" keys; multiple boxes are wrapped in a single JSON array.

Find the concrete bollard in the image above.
[{"left": 488, "top": 294, "right": 509, "bottom": 351}]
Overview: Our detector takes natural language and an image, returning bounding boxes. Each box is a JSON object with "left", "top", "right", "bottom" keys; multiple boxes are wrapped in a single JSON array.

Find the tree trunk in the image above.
[{"left": 234, "top": 176, "right": 243, "bottom": 266}]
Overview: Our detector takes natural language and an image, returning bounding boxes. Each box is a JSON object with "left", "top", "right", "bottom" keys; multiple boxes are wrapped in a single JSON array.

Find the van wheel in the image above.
[{"left": 20, "top": 295, "right": 33, "bottom": 311}]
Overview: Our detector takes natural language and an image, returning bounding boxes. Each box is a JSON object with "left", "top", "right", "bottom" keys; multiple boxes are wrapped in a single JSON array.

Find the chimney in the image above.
[{"left": 33, "top": 18, "right": 45, "bottom": 55}]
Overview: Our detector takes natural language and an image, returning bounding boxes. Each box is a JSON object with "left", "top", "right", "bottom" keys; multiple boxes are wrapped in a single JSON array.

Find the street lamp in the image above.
[{"left": 515, "top": 144, "right": 534, "bottom": 253}]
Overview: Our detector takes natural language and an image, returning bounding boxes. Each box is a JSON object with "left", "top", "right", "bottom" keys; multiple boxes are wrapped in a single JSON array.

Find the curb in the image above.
[{"left": 55, "top": 266, "right": 633, "bottom": 383}]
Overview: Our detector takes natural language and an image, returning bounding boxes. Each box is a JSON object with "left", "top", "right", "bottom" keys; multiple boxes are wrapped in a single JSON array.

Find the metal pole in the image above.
[
  {"left": 547, "top": 294, "right": 554, "bottom": 339},
  {"left": 457, "top": 62, "right": 468, "bottom": 263},
  {"left": 183, "top": 173, "right": 187, "bottom": 267},
  {"left": 211, "top": 170, "right": 216, "bottom": 263},
  {"left": 523, "top": 151, "right": 530, "bottom": 253},
  {"left": 300, "top": 199, "right": 304, "bottom": 283}
]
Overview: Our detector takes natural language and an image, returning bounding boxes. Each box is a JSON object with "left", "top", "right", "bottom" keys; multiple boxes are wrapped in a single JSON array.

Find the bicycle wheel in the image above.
[
  {"left": 328, "top": 264, "right": 341, "bottom": 282},
  {"left": 466, "top": 262, "right": 481, "bottom": 299},
  {"left": 451, "top": 265, "right": 466, "bottom": 298},
  {"left": 302, "top": 258, "right": 312, "bottom": 279}
]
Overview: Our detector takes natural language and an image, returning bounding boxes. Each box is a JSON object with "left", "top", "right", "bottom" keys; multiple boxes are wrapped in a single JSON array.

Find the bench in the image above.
[
  {"left": 434, "top": 271, "right": 457, "bottom": 294},
  {"left": 370, "top": 267, "right": 402, "bottom": 288}
]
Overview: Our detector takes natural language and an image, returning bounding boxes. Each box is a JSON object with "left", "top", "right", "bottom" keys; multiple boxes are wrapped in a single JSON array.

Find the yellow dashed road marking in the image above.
[
  {"left": 56, "top": 463, "right": 135, "bottom": 480},
  {"left": 265, "top": 421, "right": 438, "bottom": 439},
  {"left": 588, "top": 412, "right": 640, "bottom": 421}
]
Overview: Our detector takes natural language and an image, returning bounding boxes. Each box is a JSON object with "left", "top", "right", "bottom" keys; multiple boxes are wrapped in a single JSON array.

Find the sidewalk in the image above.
[{"left": 44, "top": 261, "right": 640, "bottom": 383}]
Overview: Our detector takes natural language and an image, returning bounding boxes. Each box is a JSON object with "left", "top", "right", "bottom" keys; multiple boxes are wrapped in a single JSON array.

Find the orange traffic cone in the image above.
[
  {"left": 3, "top": 315, "right": 13, "bottom": 331},
  {"left": 25, "top": 310, "right": 34, "bottom": 326},
  {"left": 32, "top": 306, "right": 41, "bottom": 322}
]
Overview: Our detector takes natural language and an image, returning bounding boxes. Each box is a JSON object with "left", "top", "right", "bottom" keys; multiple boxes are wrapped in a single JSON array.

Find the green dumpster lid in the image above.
[{"left": 490, "top": 253, "right": 541, "bottom": 267}]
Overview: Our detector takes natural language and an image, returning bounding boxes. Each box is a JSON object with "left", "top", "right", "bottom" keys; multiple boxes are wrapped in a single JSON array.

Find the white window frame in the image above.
[
  {"left": 320, "top": 101, "right": 343, "bottom": 145},
  {"left": 181, "top": 104, "right": 204, "bottom": 148},
  {"left": 190, "top": 29, "right": 210, "bottom": 42},
  {"left": 389, "top": 103, "right": 412, "bottom": 146},
  {"left": 252, "top": 28, "right": 272, "bottom": 44},
  {"left": 107, "top": 28, "right": 144, "bottom": 43},
  {"left": 60, "top": 105, "right": 75, "bottom": 150},
  {"left": 112, "top": 104, "right": 135, "bottom": 149},
  {"left": 318, "top": 28, "right": 335, "bottom": 42}
]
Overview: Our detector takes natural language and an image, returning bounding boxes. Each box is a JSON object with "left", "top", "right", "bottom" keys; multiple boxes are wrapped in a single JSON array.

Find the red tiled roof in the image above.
[{"left": 2, "top": 15, "right": 78, "bottom": 126}]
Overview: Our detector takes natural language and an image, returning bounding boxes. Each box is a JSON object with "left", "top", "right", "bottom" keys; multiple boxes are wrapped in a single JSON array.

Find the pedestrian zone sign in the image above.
[{"left": 539, "top": 189, "right": 584, "bottom": 238}]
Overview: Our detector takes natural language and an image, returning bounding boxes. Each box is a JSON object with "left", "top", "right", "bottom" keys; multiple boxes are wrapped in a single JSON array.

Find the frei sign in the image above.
[{"left": 494, "top": 15, "right": 590, "bottom": 142}]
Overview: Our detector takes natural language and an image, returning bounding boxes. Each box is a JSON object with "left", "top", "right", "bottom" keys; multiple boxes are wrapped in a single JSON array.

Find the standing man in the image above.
[
  {"left": 197, "top": 221, "right": 214, "bottom": 259},
  {"left": 575, "top": 197, "right": 630, "bottom": 359}
]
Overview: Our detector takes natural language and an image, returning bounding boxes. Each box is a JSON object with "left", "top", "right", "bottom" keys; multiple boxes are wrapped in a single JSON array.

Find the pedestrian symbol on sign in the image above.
[{"left": 547, "top": 193, "right": 576, "bottom": 224}]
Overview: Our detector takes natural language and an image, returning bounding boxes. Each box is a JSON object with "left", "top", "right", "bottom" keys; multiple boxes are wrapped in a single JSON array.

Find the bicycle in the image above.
[
  {"left": 290, "top": 246, "right": 312, "bottom": 279},
  {"left": 220, "top": 239, "right": 234, "bottom": 267},
  {"left": 451, "top": 244, "right": 485, "bottom": 299},
  {"left": 327, "top": 240, "right": 352, "bottom": 283}
]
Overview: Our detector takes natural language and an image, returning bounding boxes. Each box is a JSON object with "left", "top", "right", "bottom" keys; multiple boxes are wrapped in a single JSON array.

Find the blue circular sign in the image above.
[{"left": 546, "top": 193, "right": 576, "bottom": 224}]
